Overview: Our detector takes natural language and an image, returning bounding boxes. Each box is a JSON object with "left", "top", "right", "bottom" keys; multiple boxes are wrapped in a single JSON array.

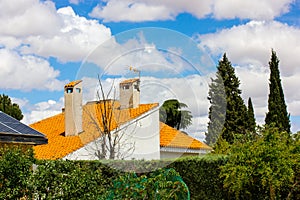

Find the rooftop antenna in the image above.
[{"left": 129, "top": 66, "right": 141, "bottom": 80}]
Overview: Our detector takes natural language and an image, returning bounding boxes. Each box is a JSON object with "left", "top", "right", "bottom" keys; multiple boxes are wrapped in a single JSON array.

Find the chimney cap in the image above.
[
  {"left": 120, "top": 78, "right": 139, "bottom": 85},
  {"left": 64, "top": 80, "right": 82, "bottom": 88}
]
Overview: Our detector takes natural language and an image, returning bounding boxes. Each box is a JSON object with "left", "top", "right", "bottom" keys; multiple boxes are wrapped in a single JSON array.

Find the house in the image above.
[
  {"left": 30, "top": 79, "right": 211, "bottom": 160},
  {"left": 0, "top": 111, "right": 47, "bottom": 147},
  {"left": 160, "top": 122, "right": 211, "bottom": 159}
]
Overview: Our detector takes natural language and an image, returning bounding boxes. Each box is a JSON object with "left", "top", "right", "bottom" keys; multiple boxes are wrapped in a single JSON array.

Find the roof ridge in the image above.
[{"left": 30, "top": 112, "right": 64, "bottom": 126}]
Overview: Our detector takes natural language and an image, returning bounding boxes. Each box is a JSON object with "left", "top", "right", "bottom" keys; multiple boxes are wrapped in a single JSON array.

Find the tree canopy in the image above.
[
  {"left": 206, "top": 54, "right": 248, "bottom": 145},
  {"left": 220, "top": 126, "right": 295, "bottom": 199},
  {"left": 159, "top": 99, "right": 192, "bottom": 130},
  {"left": 247, "top": 97, "right": 256, "bottom": 133},
  {"left": 0, "top": 94, "right": 23, "bottom": 121},
  {"left": 205, "top": 68, "right": 226, "bottom": 146},
  {"left": 265, "top": 50, "right": 291, "bottom": 133}
]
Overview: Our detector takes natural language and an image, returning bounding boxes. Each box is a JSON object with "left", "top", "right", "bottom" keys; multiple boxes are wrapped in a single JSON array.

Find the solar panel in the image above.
[{"left": 0, "top": 111, "right": 47, "bottom": 144}]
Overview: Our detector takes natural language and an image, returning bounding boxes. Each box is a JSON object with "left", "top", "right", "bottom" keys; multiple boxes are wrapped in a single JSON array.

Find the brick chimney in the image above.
[
  {"left": 64, "top": 80, "right": 83, "bottom": 136},
  {"left": 119, "top": 78, "right": 140, "bottom": 109}
]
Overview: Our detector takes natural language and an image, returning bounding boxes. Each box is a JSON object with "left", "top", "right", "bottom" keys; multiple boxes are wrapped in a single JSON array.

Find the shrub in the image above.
[
  {"left": 0, "top": 146, "right": 35, "bottom": 199},
  {"left": 31, "top": 160, "right": 109, "bottom": 199},
  {"left": 169, "top": 155, "right": 228, "bottom": 200},
  {"left": 105, "top": 168, "right": 189, "bottom": 200}
]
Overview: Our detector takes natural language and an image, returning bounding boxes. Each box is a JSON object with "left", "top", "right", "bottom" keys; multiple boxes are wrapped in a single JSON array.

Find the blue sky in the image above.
[{"left": 0, "top": 0, "right": 299, "bottom": 137}]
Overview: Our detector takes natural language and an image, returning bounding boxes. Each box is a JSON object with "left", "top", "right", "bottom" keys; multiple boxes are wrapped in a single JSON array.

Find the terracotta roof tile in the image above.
[
  {"left": 160, "top": 122, "right": 212, "bottom": 150},
  {"left": 120, "top": 78, "right": 139, "bottom": 84},
  {"left": 31, "top": 102, "right": 158, "bottom": 160},
  {"left": 64, "top": 80, "right": 82, "bottom": 88},
  {"left": 30, "top": 114, "right": 83, "bottom": 160}
]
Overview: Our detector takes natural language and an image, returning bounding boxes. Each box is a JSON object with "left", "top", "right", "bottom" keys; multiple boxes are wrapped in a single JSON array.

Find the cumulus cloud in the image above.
[
  {"left": 20, "top": 98, "right": 64, "bottom": 125},
  {"left": 89, "top": 0, "right": 292, "bottom": 22},
  {"left": 0, "top": 0, "right": 61, "bottom": 37},
  {"left": 78, "top": 29, "right": 213, "bottom": 78},
  {"left": 0, "top": 0, "right": 112, "bottom": 91},
  {"left": 212, "top": 0, "right": 292, "bottom": 20},
  {"left": 0, "top": 49, "right": 65, "bottom": 91},
  {"left": 84, "top": 35, "right": 189, "bottom": 75},
  {"left": 198, "top": 21, "right": 300, "bottom": 131},
  {"left": 21, "top": 6, "right": 112, "bottom": 62},
  {"left": 199, "top": 20, "right": 300, "bottom": 76},
  {"left": 89, "top": 0, "right": 212, "bottom": 22}
]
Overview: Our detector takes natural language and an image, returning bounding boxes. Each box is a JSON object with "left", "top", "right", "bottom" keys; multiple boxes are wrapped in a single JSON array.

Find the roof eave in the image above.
[
  {"left": 0, "top": 132, "right": 48, "bottom": 145},
  {"left": 160, "top": 146, "right": 212, "bottom": 154}
]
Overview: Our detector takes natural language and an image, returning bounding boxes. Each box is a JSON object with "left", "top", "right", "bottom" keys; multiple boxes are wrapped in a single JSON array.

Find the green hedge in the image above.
[
  {"left": 169, "top": 155, "right": 229, "bottom": 200},
  {"left": 0, "top": 147, "right": 228, "bottom": 200}
]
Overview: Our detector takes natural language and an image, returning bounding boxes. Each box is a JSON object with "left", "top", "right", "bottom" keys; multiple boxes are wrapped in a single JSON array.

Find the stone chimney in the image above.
[
  {"left": 119, "top": 78, "right": 140, "bottom": 109},
  {"left": 64, "top": 80, "right": 83, "bottom": 136}
]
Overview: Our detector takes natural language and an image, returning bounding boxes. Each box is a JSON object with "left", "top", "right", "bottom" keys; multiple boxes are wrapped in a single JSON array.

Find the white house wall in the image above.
[{"left": 64, "top": 107, "right": 160, "bottom": 160}]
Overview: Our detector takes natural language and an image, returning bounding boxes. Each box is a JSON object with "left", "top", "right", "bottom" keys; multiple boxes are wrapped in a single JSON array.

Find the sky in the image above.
[{"left": 1, "top": 0, "right": 300, "bottom": 141}]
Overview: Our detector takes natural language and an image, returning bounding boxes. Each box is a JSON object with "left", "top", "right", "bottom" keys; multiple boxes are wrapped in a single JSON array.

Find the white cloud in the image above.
[
  {"left": 0, "top": 0, "right": 61, "bottom": 37},
  {"left": 198, "top": 21, "right": 300, "bottom": 131},
  {"left": 69, "top": 0, "right": 82, "bottom": 5},
  {"left": 235, "top": 66, "right": 269, "bottom": 120},
  {"left": 199, "top": 20, "right": 300, "bottom": 76},
  {"left": 78, "top": 30, "right": 208, "bottom": 77},
  {"left": 89, "top": 0, "right": 292, "bottom": 22},
  {"left": 21, "top": 6, "right": 112, "bottom": 62},
  {"left": 186, "top": 116, "right": 209, "bottom": 141},
  {"left": 21, "top": 98, "right": 64, "bottom": 125},
  {"left": 212, "top": 0, "right": 292, "bottom": 20},
  {"left": 0, "top": 49, "right": 65, "bottom": 91},
  {"left": 89, "top": 0, "right": 212, "bottom": 22},
  {"left": 0, "top": 0, "right": 112, "bottom": 91}
]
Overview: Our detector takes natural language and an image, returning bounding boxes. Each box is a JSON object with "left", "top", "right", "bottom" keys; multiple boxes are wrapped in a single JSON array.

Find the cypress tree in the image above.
[
  {"left": 247, "top": 97, "right": 256, "bottom": 133},
  {"left": 206, "top": 54, "right": 248, "bottom": 145},
  {"left": 265, "top": 50, "right": 291, "bottom": 133},
  {"left": 205, "top": 71, "right": 226, "bottom": 145}
]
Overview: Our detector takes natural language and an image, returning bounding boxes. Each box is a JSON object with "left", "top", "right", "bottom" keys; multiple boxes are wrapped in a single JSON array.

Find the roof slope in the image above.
[
  {"left": 31, "top": 102, "right": 158, "bottom": 160},
  {"left": 0, "top": 111, "right": 47, "bottom": 145},
  {"left": 160, "top": 122, "right": 211, "bottom": 150}
]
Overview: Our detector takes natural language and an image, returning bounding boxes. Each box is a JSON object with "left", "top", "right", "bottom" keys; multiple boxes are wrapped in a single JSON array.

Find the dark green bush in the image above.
[
  {"left": 32, "top": 160, "right": 115, "bottom": 199},
  {"left": 105, "top": 168, "right": 189, "bottom": 200},
  {"left": 169, "top": 155, "right": 228, "bottom": 200},
  {"left": 0, "top": 146, "right": 35, "bottom": 200},
  {"left": 3, "top": 146, "right": 298, "bottom": 200}
]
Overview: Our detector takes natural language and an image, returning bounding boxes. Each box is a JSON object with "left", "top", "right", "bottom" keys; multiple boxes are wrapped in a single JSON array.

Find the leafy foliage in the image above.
[
  {"left": 1, "top": 146, "right": 299, "bottom": 199},
  {"left": 31, "top": 160, "right": 108, "bottom": 199},
  {"left": 106, "top": 168, "right": 190, "bottom": 200},
  {"left": 206, "top": 71, "right": 226, "bottom": 146},
  {"left": 0, "top": 146, "right": 35, "bottom": 199},
  {"left": 0, "top": 94, "right": 23, "bottom": 120},
  {"left": 169, "top": 155, "right": 228, "bottom": 200},
  {"left": 247, "top": 97, "right": 256, "bottom": 133},
  {"left": 206, "top": 54, "right": 248, "bottom": 145},
  {"left": 265, "top": 50, "right": 291, "bottom": 133},
  {"left": 159, "top": 99, "right": 192, "bottom": 130},
  {"left": 220, "top": 126, "right": 295, "bottom": 199}
]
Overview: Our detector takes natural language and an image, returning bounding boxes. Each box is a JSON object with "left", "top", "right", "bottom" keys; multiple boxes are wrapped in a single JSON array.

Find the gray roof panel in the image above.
[{"left": 0, "top": 111, "right": 47, "bottom": 144}]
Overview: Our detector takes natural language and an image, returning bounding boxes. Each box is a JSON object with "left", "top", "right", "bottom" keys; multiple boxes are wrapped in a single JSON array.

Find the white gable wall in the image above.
[{"left": 64, "top": 106, "right": 160, "bottom": 160}]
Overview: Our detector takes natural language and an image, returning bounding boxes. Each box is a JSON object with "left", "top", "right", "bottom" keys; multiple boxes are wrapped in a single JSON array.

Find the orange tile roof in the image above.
[
  {"left": 120, "top": 78, "right": 139, "bottom": 84},
  {"left": 31, "top": 102, "right": 158, "bottom": 160},
  {"left": 160, "top": 122, "right": 212, "bottom": 150},
  {"left": 64, "top": 80, "right": 82, "bottom": 88}
]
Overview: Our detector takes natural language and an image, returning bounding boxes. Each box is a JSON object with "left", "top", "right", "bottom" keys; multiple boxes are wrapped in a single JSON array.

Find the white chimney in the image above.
[
  {"left": 64, "top": 80, "right": 83, "bottom": 136},
  {"left": 119, "top": 78, "right": 140, "bottom": 109}
]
